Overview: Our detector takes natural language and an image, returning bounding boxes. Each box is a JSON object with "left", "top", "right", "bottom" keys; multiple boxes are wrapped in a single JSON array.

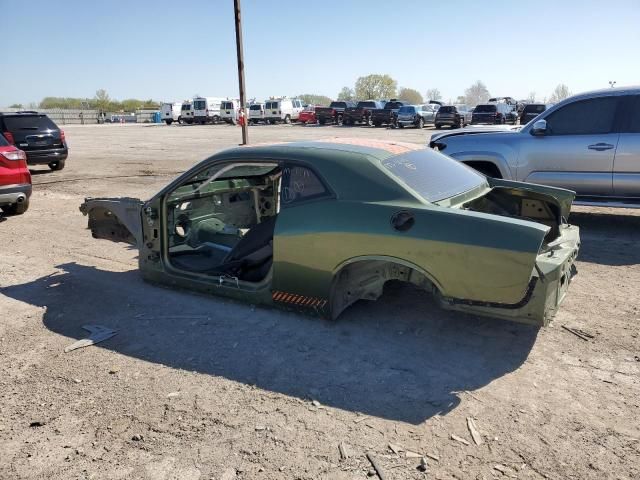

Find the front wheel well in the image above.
[
  {"left": 329, "top": 259, "right": 439, "bottom": 320},
  {"left": 462, "top": 161, "right": 503, "bottom": 178}
]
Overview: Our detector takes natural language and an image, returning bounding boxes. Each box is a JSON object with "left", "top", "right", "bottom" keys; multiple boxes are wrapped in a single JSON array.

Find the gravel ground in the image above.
[{"left": 1, "top": 122, "right": 639, "bottom": 480}]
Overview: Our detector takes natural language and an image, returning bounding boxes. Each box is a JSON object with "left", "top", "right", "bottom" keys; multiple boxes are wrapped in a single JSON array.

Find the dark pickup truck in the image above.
[
  {"left": 315, "top": 101, "right": 356, "bottom": 125},
  {"left": 343, "top": 100, "right": 385, "bottom": 126},
  {"left": 370, "top": 100, "right": 406, "bottom": 127}
]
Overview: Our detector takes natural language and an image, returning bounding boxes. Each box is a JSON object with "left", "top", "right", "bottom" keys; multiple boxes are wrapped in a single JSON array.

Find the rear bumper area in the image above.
[
  {"left": 25, "top": 148, "right": 68, "bottom": 165},
  {"left": 0, "top": 183, "right": 32, "bottom": 206},
  {"left": 440, "top": 225, "right": 580, "bottom": 327}
]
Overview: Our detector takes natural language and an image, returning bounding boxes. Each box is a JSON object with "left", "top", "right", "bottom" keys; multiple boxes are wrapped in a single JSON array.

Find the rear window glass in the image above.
[
  {"left": 357, "top": 101, "right": 377, "bottom": 108},
  {"left": 398, "top": 106, "right": 416, "bottom": 114},
  {"left": 193, "top": 100, "right": 206, "bottom": 109},
  {"left": 385, "top": 102, "right": 403, "bottom": 109},
  {"left": 438, "top": 106, "right": 455, "bottom": 113},
  {"left": 329, "top": 102, "right": 347, "bottom": 109},
  {"left": 473, "top": 105, "right": 496, "bottom": 113},
  {"left": 382, "top": 149, "right": 486, "bottom": 203},
  {"left": 3, "top": 115, "right": 58, "bottom": 131},
  {"left": 0, "top": 133, "right": 8, "bottom": 146},
  {"left": 524, "top": 104, "right": 546, "bottom": 114},
  {"left": 249, "top": 104, "right": 262, "bottom": 111},
  {"left": 181, "top": 104, "right": 191, "bottom": 111},
  {"left": 265, "top": 101, "right": 278, "bottom": 109}
]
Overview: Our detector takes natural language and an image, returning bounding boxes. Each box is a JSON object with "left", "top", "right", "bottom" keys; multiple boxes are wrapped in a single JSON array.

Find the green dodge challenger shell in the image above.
[{"left": 80, "top": 138, "right": 580, "bottom": 326}]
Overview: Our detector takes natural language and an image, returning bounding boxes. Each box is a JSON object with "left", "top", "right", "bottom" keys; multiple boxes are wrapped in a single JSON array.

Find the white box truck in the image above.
[
  {"left": 179, "top": 101, "right": 194, "bottom": 124},
  {"left": 220, "top": 99, "right": 241, "bottom": 124},
  {"left": 193, "top": 97, "right": 224, "bottom": 124},
  {"left": 161, "top": 102, "right": 182, "bottom": 125}
]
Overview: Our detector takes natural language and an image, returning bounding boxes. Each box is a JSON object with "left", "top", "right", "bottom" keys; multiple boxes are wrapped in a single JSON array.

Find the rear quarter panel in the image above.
[{"left": 273, "top": 200, "right": 548, "bottom": 306}]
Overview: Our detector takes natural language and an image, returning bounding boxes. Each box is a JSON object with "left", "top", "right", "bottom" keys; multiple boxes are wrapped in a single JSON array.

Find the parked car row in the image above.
[{"left": 0, "top": 111, "right": 70, "bottom": 215}]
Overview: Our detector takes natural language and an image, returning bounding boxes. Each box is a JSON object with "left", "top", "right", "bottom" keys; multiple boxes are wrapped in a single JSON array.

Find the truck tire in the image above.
[
  {"left": 435, "top": 124, "right": 442, "bottom": 129},
  {"left": 165, "top": 120, "right": 172, "bottom": 125},
  {"left": 319, "top": 119, "right": 326, "bottom": 125},
  {"left": 464, "top": 161, "right": 502, "bottom": 178},
  {"left": 373, "top": 121, "right": 382, "bottom": 127},
  {"left": 417, "top": 117, "right": 424, "bottom": 129},
  {"left": 178, "top": 116, "right": 184, "bottom": 124},
  {"left": 284, "top": 115, "right": 291, "bottom": 124},
  {"left": 336, "top": 114, "right": 343, "bottom": 126}
]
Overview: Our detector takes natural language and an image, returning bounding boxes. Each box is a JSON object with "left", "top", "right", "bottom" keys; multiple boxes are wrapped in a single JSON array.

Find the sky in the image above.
[{"left": 2, "top": 0, "right": 640, "bottom": 106}]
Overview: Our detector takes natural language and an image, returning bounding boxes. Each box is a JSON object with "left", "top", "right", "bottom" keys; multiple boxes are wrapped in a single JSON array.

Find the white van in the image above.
[
  {"left": 264, "top": 97, "right": 304, "bottom": 124},
  {"left": 161, "top": 102, "right": 182, "bottom": 125},
  {"left": 192, "top": 97, "right": 224, "bottom": 124},
  {"left": 249, "top": 103, "right": 265, "bottom": 123},
  {"left": 220, "top": 99, "right": 241, "bottom": 124},
  {"left": 179, "top": 101, "right": 194, "bottom": 124}
]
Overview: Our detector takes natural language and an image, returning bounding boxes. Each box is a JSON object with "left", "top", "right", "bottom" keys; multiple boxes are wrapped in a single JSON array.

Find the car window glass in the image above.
[
  {"left": 3, "top": 115, "right": 58, "bottom": 131},
  {"left": 624, "top": 95, "right": 640, "bottom": 133},
  {"left": 280, "top": 166, "right": 328, "bottom": 205},
  {"left": 546, "top": 97, "right": 618, "bottom": 135}
]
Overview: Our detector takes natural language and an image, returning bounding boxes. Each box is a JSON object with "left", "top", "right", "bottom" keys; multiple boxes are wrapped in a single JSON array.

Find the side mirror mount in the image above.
[{"left": 531, "top": 119, "right": 547, "bottom": 136}]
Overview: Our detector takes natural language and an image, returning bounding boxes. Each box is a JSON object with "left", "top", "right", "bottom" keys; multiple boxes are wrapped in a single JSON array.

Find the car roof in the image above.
[{"left": 209, "top": 139, "right": 429, "bottom": 202}]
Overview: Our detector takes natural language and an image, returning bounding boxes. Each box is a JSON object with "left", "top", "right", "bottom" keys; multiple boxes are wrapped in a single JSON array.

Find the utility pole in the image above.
[{"left": 234, "top": 0, "right": 248, "bottom": 145}]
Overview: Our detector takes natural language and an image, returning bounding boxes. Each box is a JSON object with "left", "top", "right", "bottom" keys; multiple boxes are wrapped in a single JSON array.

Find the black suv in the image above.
[{"left": 0, "top": 112, "right": 68, "bottom": 170}]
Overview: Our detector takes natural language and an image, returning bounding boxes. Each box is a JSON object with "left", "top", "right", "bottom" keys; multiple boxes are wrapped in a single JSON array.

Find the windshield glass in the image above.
[
  {"left": 382, "top": 149, "right": 486, "bottom": 202},
  {"left": 474, "top": 104, "right": 496, "bottom": 113}
]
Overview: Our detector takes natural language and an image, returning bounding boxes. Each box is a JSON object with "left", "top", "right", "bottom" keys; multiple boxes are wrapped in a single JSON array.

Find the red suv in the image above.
[{"left": 0, "top": 133, "right": 31, "bottom": 215}]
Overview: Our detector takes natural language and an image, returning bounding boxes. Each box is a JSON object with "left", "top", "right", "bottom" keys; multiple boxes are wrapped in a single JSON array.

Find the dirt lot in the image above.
[{"left": 1, "top": 123, "right": 639, "bottom": 480}]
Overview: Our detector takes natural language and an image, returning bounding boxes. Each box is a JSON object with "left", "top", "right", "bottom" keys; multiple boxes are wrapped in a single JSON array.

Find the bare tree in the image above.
[
  {"left": 94, "top": 89, "right": 111, "bottom": 113},
  {"left": 549, "top": 84, "right": 571, "bottom": 103},
  {"left": 425, "top": 88, "right": 442, "bottom": 102},
  {"left": 527, "top": 91, "right": 536, "bottom": 103},
  {"left": 464, "top": 81, "right": 490, "bottom": 107}
]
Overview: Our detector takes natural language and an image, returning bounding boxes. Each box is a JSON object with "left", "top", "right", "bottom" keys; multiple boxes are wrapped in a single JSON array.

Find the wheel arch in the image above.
[{"left": 328, "top": 255, "right": 444, "bottom": 320}]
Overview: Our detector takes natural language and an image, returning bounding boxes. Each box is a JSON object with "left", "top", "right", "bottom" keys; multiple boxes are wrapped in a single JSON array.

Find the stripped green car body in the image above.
[{"left": 80, "top": 139, "right": 580, "bottom": 326}]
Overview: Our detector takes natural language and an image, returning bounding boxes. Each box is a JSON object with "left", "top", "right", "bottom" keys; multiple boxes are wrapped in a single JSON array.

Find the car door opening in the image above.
[{"left": 166, "top": 163, "right": 282, "bottom": 282}]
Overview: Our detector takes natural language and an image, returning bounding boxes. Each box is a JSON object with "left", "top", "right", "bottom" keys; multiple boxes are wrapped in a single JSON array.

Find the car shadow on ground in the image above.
[
  {"left": 2, "top": 262, "right": 538, "bottom": 425},
  {"left": 569, "top": 211, "right": 640, "bottom": 266}
]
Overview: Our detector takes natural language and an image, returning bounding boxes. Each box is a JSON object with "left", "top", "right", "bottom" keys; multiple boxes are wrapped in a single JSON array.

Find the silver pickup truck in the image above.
[{"left": 429, "top": 87, "right": 640, "bottom": 207}]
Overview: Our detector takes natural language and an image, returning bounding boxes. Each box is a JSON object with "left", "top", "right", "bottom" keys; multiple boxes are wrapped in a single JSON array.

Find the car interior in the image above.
[{"left": 165, "top": 163, "right": 282, "bottom": 282}]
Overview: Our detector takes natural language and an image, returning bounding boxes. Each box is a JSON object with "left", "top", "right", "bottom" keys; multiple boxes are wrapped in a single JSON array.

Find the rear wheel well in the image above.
[
  {"left": 463, "top": 161, "right": 502, "bottom": 178},
  {"left": 329, "top": 259, "right": 438, "bottom": 320}
]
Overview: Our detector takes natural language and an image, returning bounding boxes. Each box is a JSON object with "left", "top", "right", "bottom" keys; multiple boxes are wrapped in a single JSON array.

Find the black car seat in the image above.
[{"left": 213, "top": 215, "right": 277, "bottom": 280}]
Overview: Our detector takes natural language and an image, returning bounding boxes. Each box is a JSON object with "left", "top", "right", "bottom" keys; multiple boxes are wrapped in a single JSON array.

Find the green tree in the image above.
[
  {"left": 354, "top": 74, "right": 397, "bottom": 100},
  {"left": 464, "top": 80, "right": 490, "bottom": 107},
  {"left": 455, "top": 95, "right": 466, "bottom": 104},
  {"left": 297, "top": 94, "right": 332, "bottom": 106},
  {"left": 337, "top": 87, "right": 355, "bottom": 101},
  {"left": 425, "top": 88, "right": 442, "bottom": 102},
  {"left": 94, "top": 89, "right": 111, "bottom": 112},
  {"left": 9, "top": 103, "right": 23, "bottom": 109},
  {"left": 397, "top": 87, "right": 423, "bottom": 104},
  {"left": 527, "top": 91, "right": 536, "bottom": 103},
  {"left": 549, "top": 84, "right": 571, "bottom": 103}
]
